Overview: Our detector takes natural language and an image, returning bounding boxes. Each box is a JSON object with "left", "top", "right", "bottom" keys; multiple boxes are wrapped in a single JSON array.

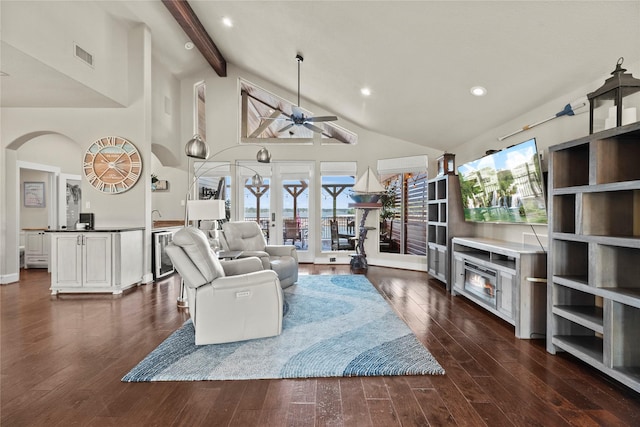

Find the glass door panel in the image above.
[
  {"left": 237, "top": 161, "right": 313, "bottom": 262},
  {"left": 243, "top": 178, "right": 271, "bottom": 242},
  {"left": 282, "top": 179, "right": 309, "bottom": 251}
]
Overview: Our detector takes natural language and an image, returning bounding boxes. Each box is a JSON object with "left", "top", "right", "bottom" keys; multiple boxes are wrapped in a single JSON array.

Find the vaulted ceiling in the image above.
[{"left": 3, "top": 1, "right": 640, "bottom": 151}]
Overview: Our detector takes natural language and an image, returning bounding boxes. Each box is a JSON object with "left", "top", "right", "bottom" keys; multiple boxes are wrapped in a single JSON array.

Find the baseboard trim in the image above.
[{"left": 0, "top": 273, "right": 20, "bottom": 285}]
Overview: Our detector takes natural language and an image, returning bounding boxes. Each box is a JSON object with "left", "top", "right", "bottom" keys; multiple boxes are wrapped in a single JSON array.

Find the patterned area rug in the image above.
[{"left": 122, "top": 275, "right": 444, "bottom": 382}]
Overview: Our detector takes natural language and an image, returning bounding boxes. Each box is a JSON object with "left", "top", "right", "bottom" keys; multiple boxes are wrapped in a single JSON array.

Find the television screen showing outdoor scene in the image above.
[{"left": 457, "top": 138, "right": 547, "bottom": 224}]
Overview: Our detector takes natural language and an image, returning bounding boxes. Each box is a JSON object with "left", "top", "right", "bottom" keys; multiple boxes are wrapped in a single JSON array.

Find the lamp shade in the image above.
[
  {"left": 256, "top": 147, "right": 271, "bottom": 163},
  {"left": 187, "top": 199, "right": 226, "bottom": 221},
  {"left": 185, "top": 134, "right": 209, "bottom": 159}
]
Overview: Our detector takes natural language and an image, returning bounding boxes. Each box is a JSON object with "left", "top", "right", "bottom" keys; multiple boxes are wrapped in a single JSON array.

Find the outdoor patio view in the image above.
[{"left": 197, "top": 170, "right": 426, "bottom": 257}]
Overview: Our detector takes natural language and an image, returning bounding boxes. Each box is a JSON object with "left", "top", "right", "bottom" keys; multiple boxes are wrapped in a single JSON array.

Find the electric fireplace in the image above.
[{"left": 463, "top": 261, "right": 497, "bottom": 308}]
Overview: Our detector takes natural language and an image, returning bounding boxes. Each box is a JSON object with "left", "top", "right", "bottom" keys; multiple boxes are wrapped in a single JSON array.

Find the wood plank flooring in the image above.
[{"left": 2, "top": 265, "right": 640, "bottom": 426}]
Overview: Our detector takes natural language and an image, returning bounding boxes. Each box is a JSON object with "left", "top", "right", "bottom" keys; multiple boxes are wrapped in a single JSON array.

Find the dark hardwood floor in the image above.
[{"left": 2, "top": 265, "right": 640, "bottom": 426}]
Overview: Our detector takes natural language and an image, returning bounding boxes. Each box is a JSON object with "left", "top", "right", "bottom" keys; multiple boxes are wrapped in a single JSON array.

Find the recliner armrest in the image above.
[
  {"left": 220, "top": 257, "right": 264, "bottom": 276},
  {"left": 210, "top": 269, "right": 279, "bottom": 290},
  {"left": 266, "top": 245, "right": 298, "bottom": 260},
  {"left": 235, "top": 250, "right": 271, "bottom": 269}
]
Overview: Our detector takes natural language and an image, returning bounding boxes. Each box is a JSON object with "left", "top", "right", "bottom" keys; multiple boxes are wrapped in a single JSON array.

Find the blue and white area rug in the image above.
[{"left": 122, "top": 275, "right": 444, "bottom": 381}]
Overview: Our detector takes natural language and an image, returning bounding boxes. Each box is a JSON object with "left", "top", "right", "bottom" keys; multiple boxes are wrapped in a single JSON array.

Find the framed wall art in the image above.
[
  {"left": 154, "top": 180, "right": 169, "bottom": 191},
  {"left": 24, "top": 181, "right": 45, "bottom": 208}
]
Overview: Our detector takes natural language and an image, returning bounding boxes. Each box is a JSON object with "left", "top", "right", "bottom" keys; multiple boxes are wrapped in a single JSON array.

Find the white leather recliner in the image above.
[
  {"left": 219, "top": 221, "right": 298, "bottom": 288},
  {"left": 166, "top": 226, "right": 283, "bottom": 345}
]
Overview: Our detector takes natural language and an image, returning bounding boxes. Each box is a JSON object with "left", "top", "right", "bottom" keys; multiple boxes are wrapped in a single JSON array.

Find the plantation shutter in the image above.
[{"left": 405, "top": 173, "right": 427, "bottom": 255}]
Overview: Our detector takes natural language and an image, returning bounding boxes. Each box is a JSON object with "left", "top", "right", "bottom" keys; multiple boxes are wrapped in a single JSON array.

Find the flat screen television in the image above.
[{"left": 457, "top": 138, "right": 547, "bottom": 224}]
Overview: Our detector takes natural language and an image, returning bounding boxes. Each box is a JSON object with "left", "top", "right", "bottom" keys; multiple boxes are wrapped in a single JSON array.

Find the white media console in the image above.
[{"left": 451, "top": 237, "right": 547, "bottom": 339}]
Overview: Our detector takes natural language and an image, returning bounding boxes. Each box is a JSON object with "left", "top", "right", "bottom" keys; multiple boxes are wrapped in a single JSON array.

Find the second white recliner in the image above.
[{"left": 219, "top": 221, "right": 298, "bottom": 288}]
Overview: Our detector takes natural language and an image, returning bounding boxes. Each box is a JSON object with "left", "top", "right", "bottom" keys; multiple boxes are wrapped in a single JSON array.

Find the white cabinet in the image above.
[
  {"left": 24, "top": 230, "right": 49, "bottom": 268},
  {"left": 451, "top": 237, "right": 546, "bottom": 339},
  {"left": 49, "top": 229, "right": 143, "bottom": 294}
]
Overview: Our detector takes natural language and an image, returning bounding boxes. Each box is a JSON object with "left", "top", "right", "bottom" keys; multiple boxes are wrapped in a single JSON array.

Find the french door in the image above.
[{"left": 237, "top": 161, "right": 314, "bottom": 262}]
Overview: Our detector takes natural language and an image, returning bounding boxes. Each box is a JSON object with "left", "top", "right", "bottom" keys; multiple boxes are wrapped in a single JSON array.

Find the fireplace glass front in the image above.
[{"left": 463, "top": 262, "right": 497, "bottom": 308}]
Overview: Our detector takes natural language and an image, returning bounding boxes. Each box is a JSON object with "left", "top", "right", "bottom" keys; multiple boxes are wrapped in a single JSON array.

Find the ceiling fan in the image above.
[{"left": 273, "top": 54, "right": 338, "bottom": 134}]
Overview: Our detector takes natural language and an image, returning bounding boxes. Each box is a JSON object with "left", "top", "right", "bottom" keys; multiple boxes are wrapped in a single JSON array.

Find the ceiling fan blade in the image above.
[
  {"left": 306, "top": 115, "right": 338, "bottom": 123},
  {"left": 260, "top": 116, "right": 289, "bottom": 121},
  {"left": 303, "top": 123, "right": 325, "bottom": 134},
  {"left": 277, "top": 123, "right": 295, "bottom": 133}
]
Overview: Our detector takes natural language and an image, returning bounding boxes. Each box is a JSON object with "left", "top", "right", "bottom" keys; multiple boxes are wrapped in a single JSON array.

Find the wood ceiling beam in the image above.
[{"left": 161, "top": 0, "right": 227, "bottom": 77}]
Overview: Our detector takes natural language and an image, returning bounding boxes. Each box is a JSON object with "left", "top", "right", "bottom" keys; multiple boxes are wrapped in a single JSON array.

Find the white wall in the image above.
[
  {"left": 17, "top": 133, "right": 81, "bottom": 173},
  {"left": 151, "top": 57, "right": 181, "bottom": 161},
  {"left": 2, "top": 0, "right": 128, "bottom": 105},
  {"left": 150, "top": 153, "right": 186, "bottom": 220}
]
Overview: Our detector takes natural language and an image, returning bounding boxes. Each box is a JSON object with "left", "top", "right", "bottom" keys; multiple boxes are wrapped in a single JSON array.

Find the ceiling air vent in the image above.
[{"left": 74, "top": 43, "right": 94, "bottom": 67}]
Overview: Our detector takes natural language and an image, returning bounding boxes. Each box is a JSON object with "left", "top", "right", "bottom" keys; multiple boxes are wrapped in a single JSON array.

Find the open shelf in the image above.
[
  {"left": 595, "top": 136, "right": 640, "bottom": 185},
  {"left": 611, "top": 302, "right": 640, "bottom": 369},
  {"left": 551, "top": 240, "right": 588, "bottom": 279},
  {"left": 552, "top": 284, "right": 602, "bottom": 333},
  {"left": 548, "top": 123, "right": 640, "bottom": 392},
  {"left": 582, "top": 190, "right": 640, "bottom": 237},
  {"left": 552, "top": 142, "right": 589, "bottom": 188},
  {"left": 427, "top": 181, "right": 437, "bottom": 201},
  {"left": 436, "top": 178, "right": 446, "bottom": 200},
  {"left": 435, "top": 225, "right": 447, "bottom": 246},
  {"left": 553, "top": 335, "right": 604, "bottom": 364},
  {"left": 594, "top": 244, "right": 640, "bottom": 290},
  {"left": 428, "top": 203, "right": 439, "bottom": 222},
  {"left": 552, "top": 194, "right": 576, "bottom": 233},
  {"left": 553, "top": 305, "right": 603, "bottom": 333}
]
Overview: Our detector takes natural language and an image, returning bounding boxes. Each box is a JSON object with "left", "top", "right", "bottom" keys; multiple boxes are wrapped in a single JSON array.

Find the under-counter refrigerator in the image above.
[{"left": 152, "top": 228, "right": 179, "bottom": 280}]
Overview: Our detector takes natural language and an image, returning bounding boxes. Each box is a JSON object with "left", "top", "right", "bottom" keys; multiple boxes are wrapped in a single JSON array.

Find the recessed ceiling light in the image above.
[
  {"left": 360, "top": 87, "right": 371, "bottom": 96},
  {"left": 184, "top": 41, "right": 194, "bottom": 50},
  {"left": 470, "top": 86, "right": 487, "bottom": 96},
  {"left": 222, "top": 17, "right": 233, "bottom": 27}
]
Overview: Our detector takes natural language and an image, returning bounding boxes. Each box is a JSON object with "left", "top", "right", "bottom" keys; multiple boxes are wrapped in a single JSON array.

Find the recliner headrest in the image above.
[{"left": 172, "top": 227, "right": 225, "bottom": 282}]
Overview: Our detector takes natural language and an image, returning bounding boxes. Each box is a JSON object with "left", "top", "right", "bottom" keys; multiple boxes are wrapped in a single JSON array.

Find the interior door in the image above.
[{"left": 237, "top": 161, "right": 314, "bottom": 263}]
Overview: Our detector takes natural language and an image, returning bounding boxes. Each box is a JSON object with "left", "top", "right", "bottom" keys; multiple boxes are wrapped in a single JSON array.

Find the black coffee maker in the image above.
[{"left": 79, "top": 213, "right": 95, "bottom": 229}]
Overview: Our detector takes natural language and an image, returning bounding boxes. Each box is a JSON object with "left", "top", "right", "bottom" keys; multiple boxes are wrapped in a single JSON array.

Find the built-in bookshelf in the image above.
[
  {"left": 547, "top": 121, "right": 640, "bottom": 392},
  {"left": 426, "top": 175, "right": 473, "bottom": 290}
]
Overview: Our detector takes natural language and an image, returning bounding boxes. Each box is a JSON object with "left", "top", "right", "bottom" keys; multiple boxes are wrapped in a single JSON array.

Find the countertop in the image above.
[
  {"left": 152, "top": 226, "right": 183, "bottom": 232},
  {"left": 46, "top": 227, "right": 145, "bottom": 233}
]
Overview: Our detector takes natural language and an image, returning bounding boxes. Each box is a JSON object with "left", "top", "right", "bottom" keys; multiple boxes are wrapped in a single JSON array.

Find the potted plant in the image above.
[{"left": 379, "top": 182, "right": 396, "bottom": 240}]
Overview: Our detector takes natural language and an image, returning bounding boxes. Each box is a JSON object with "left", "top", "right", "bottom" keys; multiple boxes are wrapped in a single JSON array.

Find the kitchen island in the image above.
[{"left": 47, "top": 227, "right": 144, "bottom": 295}]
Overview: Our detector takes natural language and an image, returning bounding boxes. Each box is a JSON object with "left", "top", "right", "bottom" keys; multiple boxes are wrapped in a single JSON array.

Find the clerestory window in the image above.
[{"left": 239, "top": 79, "right": 357, "bottom": 145}]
